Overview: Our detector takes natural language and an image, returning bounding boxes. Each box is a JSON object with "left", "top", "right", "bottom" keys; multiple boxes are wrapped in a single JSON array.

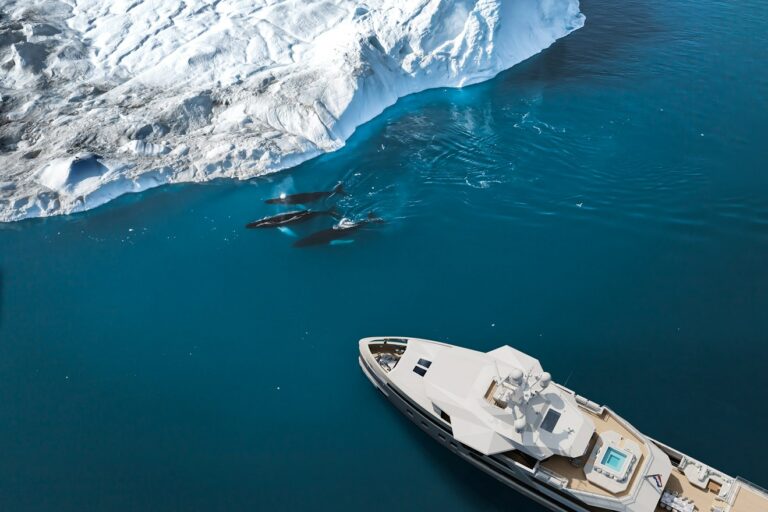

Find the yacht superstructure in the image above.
[{"left": 358, "top": 337, "right": 768, "bottom": 512}]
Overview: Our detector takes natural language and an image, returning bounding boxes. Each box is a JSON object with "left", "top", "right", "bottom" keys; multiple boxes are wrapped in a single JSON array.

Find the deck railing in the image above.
[{"left": 731, "top": 477, "right": 768, "bottom": 506}]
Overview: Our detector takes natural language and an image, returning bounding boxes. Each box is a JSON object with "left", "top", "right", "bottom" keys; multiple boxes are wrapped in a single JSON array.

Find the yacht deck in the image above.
[
  {"left": 730, "top": 480, "right": 768, "bottom": 511},
  {"left": 543, "top": 408, "right": 768, "bottom": 511},
  {"left": 655, "top": 470, "right": 718, "bottom": 512},
  {"left": 540, "top": 406, "right": 648, "bottom": 498},
  {"left": 653, "top": 472, "right": 768, "bottom": 512}
]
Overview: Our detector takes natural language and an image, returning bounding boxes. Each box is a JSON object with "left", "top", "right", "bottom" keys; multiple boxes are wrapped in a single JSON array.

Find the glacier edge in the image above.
[{"left": 0, "top": 0, "right": 584, "bottom": 221}]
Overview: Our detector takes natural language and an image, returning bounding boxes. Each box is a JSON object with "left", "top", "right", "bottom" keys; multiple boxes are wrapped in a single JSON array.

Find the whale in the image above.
[
  {"left": 293, "top": 213, "right": 383, "bottom": 247},
  {"left": 245, "top": 209, "right": 338, "bottom": 229},
  {"left": 264, "top": 183, "right": 346, "bottom": 205}
]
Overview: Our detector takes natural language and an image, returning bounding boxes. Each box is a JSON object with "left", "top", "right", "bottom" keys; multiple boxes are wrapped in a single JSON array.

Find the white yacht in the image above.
[{"left": 359, "top": 337, "right": 768, "bottom": 512}]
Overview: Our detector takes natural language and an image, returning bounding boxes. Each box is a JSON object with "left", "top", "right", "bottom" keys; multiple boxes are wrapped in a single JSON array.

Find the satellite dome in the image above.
[
  {"left": 514, "top": 418, "right": 527, "bottom": 432},
  {"left": 540, "top": 372, "right": 552, "bottom": 387},
  {"left": 510, "top": 368, "right": 523, "bottom": 382}
]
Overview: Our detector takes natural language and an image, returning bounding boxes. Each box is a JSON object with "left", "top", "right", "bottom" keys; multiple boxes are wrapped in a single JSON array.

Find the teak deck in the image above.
[{"left": 540, "top": 407, "right": 648, "bottom": 498}]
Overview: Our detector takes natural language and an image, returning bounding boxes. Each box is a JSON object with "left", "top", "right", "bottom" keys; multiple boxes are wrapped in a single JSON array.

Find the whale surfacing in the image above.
[
  {"left": 293, "top": 213, "right": 383, "bottom": 247},
  {"left": 245, "top": 209, "right": 338, "bottom": 228}
]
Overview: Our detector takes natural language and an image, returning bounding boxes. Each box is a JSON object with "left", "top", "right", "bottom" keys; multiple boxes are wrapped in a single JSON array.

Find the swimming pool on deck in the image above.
[{"left": 601, "top": 447, "right": 628, "bottom": 472}]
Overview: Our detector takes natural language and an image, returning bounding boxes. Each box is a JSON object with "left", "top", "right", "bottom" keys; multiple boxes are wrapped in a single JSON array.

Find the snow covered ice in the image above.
[{"left": 0, "top": 0, "right": 584, "bottom": 221}]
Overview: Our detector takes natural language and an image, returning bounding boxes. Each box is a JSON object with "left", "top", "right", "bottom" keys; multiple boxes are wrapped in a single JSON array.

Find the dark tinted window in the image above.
[
  {"left": 417, "top": 358, "right": 432, "bottom": 368},
  {"left": 413, "top": 366, "right": 427, "bottom": 377},
  {"left": 382, "top": 338, "right": 408, "bottom": 344},
  {"left": 540, "top": 409, "right": 561, "bottom": 433},
  {"left": 440, "top": 410, "right": 451, "bottom": 424}
]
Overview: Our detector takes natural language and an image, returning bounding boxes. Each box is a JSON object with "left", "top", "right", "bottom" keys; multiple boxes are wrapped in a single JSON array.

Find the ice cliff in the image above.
[{"left": 0, "top": 0, "right": 584, "bottom": 221}]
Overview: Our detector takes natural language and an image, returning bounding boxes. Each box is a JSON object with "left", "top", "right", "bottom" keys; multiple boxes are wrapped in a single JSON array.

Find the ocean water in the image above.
[{"left": 1, "top": 0, "right": 767, "bottom": 510}]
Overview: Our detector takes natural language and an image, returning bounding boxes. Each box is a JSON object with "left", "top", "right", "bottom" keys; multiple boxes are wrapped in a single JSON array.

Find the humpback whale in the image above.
[
  {"left": 245, "top": 209, "right": 338, "bottom": 229},
  {"left": 264, "top": 183, "right": 346, "bottom": 205},
  {"left": 293, "top": 213, "right": 383, "bottom": 247}
]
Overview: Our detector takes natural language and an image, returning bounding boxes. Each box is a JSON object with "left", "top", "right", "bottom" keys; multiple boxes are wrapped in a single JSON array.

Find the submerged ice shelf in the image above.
[{"left": 0, "top": 0, "right": 584, "bottom": 221}]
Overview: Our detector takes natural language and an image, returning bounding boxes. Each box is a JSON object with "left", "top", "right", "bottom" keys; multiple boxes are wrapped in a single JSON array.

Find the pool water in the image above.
[{"left": 601, "top": 447, "right": 629, "bottom": 472}]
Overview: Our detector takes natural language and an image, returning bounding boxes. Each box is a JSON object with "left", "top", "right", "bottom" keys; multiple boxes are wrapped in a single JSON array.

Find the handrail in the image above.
[{"left": 732, "top": 477, "right": 768, "bottom": 504}]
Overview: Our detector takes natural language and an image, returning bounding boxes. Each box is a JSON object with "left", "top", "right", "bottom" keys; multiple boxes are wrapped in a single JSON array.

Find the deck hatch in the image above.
[
  {"left": 417, "top": 358, "right": 432, "bottom": 368},
  {"left": 540, "top": 409, "right": 561, "bottom": 433},
  {"left": 413, "top": 366, "right": 427, "bottom": 377}
]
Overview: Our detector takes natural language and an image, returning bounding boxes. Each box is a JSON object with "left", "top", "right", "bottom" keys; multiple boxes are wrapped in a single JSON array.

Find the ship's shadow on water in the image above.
[{"left": 501, "top": 0, "right": 663, "bottom": 86}]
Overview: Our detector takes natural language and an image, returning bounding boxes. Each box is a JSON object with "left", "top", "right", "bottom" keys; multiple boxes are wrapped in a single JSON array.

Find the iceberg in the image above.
[{"left": 0, "top": 0, "right": 584, "bottom": 221}]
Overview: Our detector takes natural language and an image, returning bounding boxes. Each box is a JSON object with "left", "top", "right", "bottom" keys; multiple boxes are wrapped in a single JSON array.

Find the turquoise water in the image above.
[
  {"left": 2, "top": 0, "right": 768, "bottom": 510},
  {"left": 601, "top": 448, "right": 627, "bottom": 472}
]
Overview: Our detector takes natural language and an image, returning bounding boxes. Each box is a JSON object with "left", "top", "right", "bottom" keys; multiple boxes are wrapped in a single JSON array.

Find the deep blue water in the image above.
[{"left": 1, "top": 0, "right": 767, "bottom": 510}]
